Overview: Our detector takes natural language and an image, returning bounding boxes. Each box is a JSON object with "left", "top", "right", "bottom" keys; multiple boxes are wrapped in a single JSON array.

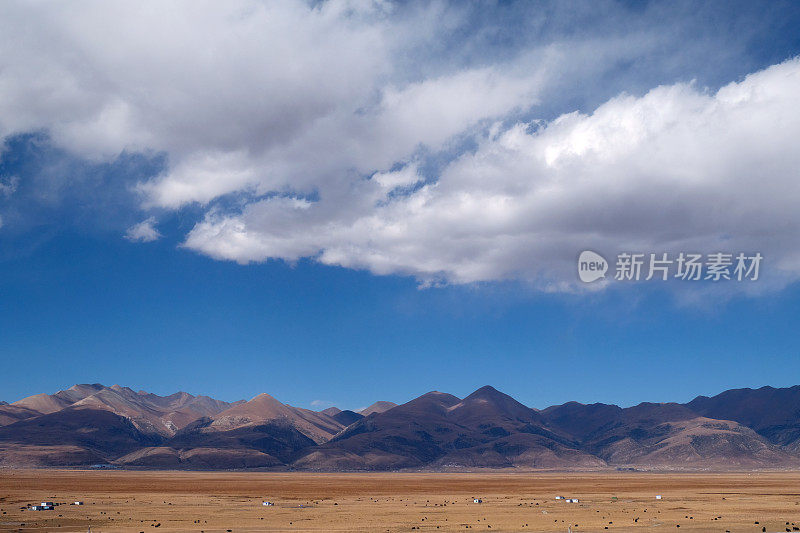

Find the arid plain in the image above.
[{"left": 3, "top": 470, "right": 800, "bottom": 532}]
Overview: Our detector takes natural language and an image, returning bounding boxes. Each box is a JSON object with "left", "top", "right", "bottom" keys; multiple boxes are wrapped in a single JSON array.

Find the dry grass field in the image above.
[{"left": 2, "top": 469, "right": 800, "bottom": 532}]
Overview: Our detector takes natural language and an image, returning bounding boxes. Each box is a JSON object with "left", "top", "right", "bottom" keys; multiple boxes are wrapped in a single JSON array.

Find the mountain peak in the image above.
[
  {"left": 417, "top": 391, "right": 461, "bottom": 403},
  {"left": 450, "top": 385, "right": 539, "bottom": 425},
  {"left": 68, "top": 383, "right": 105, "bottom": 391},
  {"left": 360, "top": 401, "right": 397, "bottom": 416},
  {"left": 250, "top": 392, "right": 280, "bottom": 403},
  {"left": 465, "top": 385, "right": 502, "bottom": 399},
  {"left": 463, "top": 385, "right": 524, "bottom": 405}
]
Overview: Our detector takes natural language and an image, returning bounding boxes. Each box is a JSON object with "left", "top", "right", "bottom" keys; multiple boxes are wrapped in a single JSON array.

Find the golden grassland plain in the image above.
[{"left": 2, "top": 470, "right": 800, "bottom": 532}]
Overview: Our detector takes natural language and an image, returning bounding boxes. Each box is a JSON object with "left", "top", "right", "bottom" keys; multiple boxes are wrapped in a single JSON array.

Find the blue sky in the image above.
[{"left": 1, "top": 1, "right": 800, "bottom": 410}]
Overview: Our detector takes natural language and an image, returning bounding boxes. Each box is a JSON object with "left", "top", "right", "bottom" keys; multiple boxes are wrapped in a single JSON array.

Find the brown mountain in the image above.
[
  {"left": 11, "top": 392, "right": 72, "bottom": 414},
  {"left": 0, "top": 408, "right": 162, "bottom": 467},
  {"left": 118, "top": 393, "right": 350, "bottom": 469},
  {"left": 126, "top": 417, "right": 317, "bottom": 469},
  {"left": 209, "top": 393, "right": 344, "bottom": 444},
  {"left": 0, "top": 403, "right": 42, "bottom": 426},
  {"left": 70, "top": 385, "right": 238, "bottom": 436},
  {"left": 360, "top": 401, "right": 397, "bottom": 416},
  {"left": 331, "top": 410, "right": 364, "bottom": 426},
  {"left": 541, "top": 400, "right": 798, "bottom": 468},
  {"left": 0, "top": 385, "right": 360, "bottom": 469},
  {"left": 4, "top": 384, "right": 238, "bottom": 437},
  {"left": 3, "top": 383, "right": 800, "bottom": 470},
  {"left": 295, "top": 387, "right": 603, "bottom": 470},
  {"left": 687, "top": 385, "right": 800, "bottom": 450},
  {"left": 295, "top": 391, "right": 464, "bottom": 470},
  {"left": 597, "top": 417, "right": 794, "bottom": 468}
]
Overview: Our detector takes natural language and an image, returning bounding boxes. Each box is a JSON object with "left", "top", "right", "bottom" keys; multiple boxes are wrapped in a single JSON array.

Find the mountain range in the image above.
[{"left": 1, "top": 383, "right": 799, "bottom": 471}]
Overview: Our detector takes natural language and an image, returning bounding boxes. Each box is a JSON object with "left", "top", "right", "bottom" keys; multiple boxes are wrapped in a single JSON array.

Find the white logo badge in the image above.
[{"left": 578, "top": 250, "right": 608, "bottom": 283}]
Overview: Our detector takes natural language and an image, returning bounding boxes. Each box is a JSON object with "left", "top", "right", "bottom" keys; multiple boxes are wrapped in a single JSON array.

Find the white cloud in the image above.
[
  {"left": 185, "top": 59, "right": 800, "bottom": 290},
  {"left": 125, "top": 217, "right": 161, "bottom": 243},
  {"left": 0, "top": 1, "right": 553, "bottom": 208},
  {"left": 1, "top": 1, "right": 799, "bottom": 293}
]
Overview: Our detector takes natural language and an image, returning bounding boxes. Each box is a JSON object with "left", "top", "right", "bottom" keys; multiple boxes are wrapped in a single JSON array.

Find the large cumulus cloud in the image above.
[
  {"left": 184, "top": 59, "right": 800, "bottom": 289},
  {"left": 1, "top": 0, "right": 799, "bottom": 291}
]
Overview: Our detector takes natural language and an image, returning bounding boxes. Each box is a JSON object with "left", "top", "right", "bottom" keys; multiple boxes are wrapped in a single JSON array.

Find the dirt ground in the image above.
[{"left": 2, "top": 469, "right": 800, "bottom": 532}]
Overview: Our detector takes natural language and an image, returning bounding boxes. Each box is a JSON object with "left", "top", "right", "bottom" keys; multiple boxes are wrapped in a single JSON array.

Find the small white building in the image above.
[
  {"left": 73, "top": 501, "right": 84, "bottom": 506},
  {"left": 566, "top": 498, "right": 579, "bottom": 503},
  {"left": 473, "top": 498, "right": 482, "bottom": 504},
  {"left": 655, "top": 495, "right": 662, "bottom": 500},
  {"left": 41, "top": 502, "right": 55, "bottom": 507},
  {"left": 555, "top": 496, "right": 564, "bottom": 500},
  {"left": 30, "top": 505, "right": 53, "bottom": 511},
  {"left": 262, "top": 501, "right": 274, "bottom": 506}
]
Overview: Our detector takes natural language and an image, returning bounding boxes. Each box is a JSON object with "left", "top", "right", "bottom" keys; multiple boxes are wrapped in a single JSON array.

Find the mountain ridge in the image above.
[{"left": 2, "top": 383, "right": 800, "bottom": 471}]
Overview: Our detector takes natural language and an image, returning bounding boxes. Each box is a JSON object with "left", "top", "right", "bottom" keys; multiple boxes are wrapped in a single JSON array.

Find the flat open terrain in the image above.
[{"left": 2, "top": 470, "right": 800, "bottom": 532}]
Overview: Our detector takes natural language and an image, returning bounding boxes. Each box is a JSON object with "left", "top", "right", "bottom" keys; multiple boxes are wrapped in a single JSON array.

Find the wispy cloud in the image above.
[{"left": 125, "top": 217, "right": 161, "bottom": 243}]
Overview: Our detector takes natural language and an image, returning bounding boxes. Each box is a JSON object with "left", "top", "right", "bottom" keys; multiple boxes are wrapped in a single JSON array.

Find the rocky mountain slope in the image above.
[{"left": 1, "top": 383, "right": 799, "bottom": 470}]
